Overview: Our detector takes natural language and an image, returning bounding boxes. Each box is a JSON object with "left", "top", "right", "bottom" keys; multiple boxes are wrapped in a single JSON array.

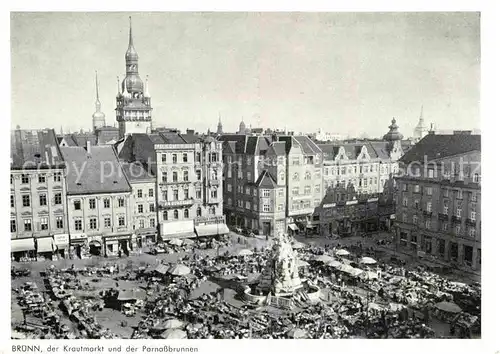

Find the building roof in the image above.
[
  {"left": 400, "top": 133, "right": 481, "bottom": 164},
  {"left": 60, "top": 146, "right": 131, "bottom": 195},
  {"left": 292, "top": 136, "right": 323, "bottom": 155},
  {"left": 121, "top": 161, "right": 155, "bottom": 183},
  {"left": 256, "top": 170, "right": 278, "bottom": 189},
  {"left": 11, "top": 129, "right": 64, "bottom": 168}
]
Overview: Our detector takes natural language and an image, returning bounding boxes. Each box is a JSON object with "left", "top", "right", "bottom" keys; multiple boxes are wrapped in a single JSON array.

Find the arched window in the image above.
[
  {"left": 279, "top": 172, "right": 285, "bottom": 182},
  {"left": 197, "top": 207, "right": 202, "bottom": 217},
  {"left": 173, "top": 210, "right": 179, "bottom": 219},
  {"left": 184, "top": 208, "right": 189, "bottom": 218}
]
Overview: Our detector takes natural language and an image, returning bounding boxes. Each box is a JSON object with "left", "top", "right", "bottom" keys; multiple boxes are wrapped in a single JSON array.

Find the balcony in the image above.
[
  {"left": 159, "top": 180, "right": 189, "bottom": 186},
  {"left": 158, "top": 199, "right": 195, "bottom": 209},
  {"left": 451, "top": 215, "right": 462, "bottom": 223},
  {"left": 209, "top": 179, "right": 221, "bottom": 186},
  {"left": 438, "top": 213, "right": 449, "bottom": 221},
  {"left": 465, "top": 218, "right": 477, "bottom": 226}
]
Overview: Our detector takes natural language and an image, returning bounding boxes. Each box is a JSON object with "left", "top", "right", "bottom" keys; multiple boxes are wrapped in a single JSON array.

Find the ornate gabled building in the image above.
[{"left": 116, "top": 17, "right": 153, "bottom": 139}]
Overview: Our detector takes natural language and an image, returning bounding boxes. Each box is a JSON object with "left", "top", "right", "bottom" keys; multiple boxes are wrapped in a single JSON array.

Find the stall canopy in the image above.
[
  {"left": 37, "top": 237, "right": 55, "bottom": 253},
  {"left": 435, "top": 301, "right": 463, "bottom": 314},
  {"left": 11, "top": 238, "right": 35, "bottom": 253},
  {"left": 336, "top": 249, "right": 350, "bottom": 256},
  {"left": 360, "top": 256, "right": 377, "bottom": 265},
  {"left": 161, "top": 221, "right": 195, "bottom": 239},
  {"left": 288, "top": 224, "right": 299, "bottom": 231},
  {"left": 155, "top": 264, "right": 170, "bottom": 275},
  {"left": 195, "top": 223, "right": 230, "bottom": 237}
]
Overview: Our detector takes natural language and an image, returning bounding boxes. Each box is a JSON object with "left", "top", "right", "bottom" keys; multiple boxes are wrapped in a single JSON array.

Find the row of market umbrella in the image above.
[{"left": 156, "top": 263, "right": 191, "bottom": 276}]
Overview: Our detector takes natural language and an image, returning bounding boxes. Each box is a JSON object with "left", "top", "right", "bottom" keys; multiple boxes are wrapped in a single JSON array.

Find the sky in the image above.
[{"left": 11, "top": 12, "right": 480, "bottom": 138}]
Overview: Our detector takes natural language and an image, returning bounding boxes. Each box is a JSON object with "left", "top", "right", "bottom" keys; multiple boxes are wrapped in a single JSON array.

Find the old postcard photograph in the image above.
[{"left": 4, "top": 5, "right": 497, "bottom": 353}]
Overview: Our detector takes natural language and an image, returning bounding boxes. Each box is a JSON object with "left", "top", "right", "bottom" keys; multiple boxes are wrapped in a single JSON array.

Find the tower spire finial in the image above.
[
  {"left": 129, "top": 16, "right": 133, "bottom": 47},
  {"left": 95, "top": 70, "right": 100, "bottom": 102},
  {"left": 419, "top": 105, "right": 424, "bottom": 121}
]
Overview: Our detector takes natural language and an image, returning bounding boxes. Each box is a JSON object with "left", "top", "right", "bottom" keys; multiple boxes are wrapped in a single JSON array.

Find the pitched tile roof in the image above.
[
  {"left": 60, "top": 146, "right": 131, "bottom": 195},
  {"left": 400, "top": 134, "right": 481, "bottom": 163},
  {"left": 11, "top": 129, "right": 64, "bottom": 168},
  {"left": 256, "top": 170, "right": 278, "bottom": 189},
  {"left": 293, "top": 136, "right": 323, "bottom": 155},
  {"left": 121, "top": 161, "right": 156, "bottom": 182}
]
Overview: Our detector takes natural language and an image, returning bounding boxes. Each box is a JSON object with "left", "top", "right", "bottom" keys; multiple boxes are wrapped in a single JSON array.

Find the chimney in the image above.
[
  {"left": 86, "top": 140, "right": 91, "bottom": 154},
  {"left": 45, "top": 151, "right": 50, "bottom": 165}
]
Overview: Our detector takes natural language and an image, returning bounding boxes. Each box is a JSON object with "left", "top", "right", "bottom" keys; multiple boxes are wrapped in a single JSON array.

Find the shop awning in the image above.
[
  {"left": 54, "top": 234, "right": 69, "bottom": 249},
  {"left": 37, "top": 237, "right": 55, "bottom": 253},
  {"left": 164, "top": 232, "right": 196, "bottom": 240},
  {"left": 195, "top": 224, "right": 230, "bottom": 237},
  {"left": 11, "top": 238, "right": 35, "bottom": 253},
  {"left": 288, "top": 223, "right": 299, "bottom": 231}
]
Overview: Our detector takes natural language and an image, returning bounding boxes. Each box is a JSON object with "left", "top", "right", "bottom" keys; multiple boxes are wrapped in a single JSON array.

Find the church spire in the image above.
[
  {"left": 92, "top": 71, "right": 106, "bottom": 130},
  {"left": 95, "top": 70, "right": 101, "bottom": 108}
]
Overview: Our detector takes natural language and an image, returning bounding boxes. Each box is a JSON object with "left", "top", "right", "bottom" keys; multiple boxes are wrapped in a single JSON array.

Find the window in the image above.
[
  {"left": 263, "top": 189, "right": 270, "bottom": 197},
  {"left": 38, "top": 174, "right": 46, "bottom": 183},
  {"left": 211, "top": 153, "right": 218, "bottom": 162},
  {"left": 150, "top": 219, "right": 155, "bottom": 228},
  {"left": 89, "top": 218, "right": 97, "bottom": 230},
  {"left": 469, "top": 227, "right": 476, "bottom": 238},
  {"left": 228, "top": 198, "right": 232, "bottom": 206},
  {"left": 293, "top": 173, "right": 299, "bottom": 181},
  {"left": 253, "top": 189, "right": 258, "bottom": 197},
  {"left": 292, "top": 157, "right": 300, "bottom": 165},
  {"left": 88, "top": 198, "right": 96, "bottom": 209},
  {"left": 426, "top": 187, "right": 432, "bottom": 196},
  {"left": 104, "top": 218, "right": 111, "bottom": 228},
  {"left": 456, "top": 201, "right": 462, "bottom": 217},
  {"left": 184, "top": 209, "right": 189, "bottom": 218},
  {"left": 428, "top": 169, "right": 435, "bottom": 178},
  {"left": 324, "top": 168, "right": 329, "bottom": 176},
  {"left": 149, "top": 203, "right": 155, "bottom": 212},
  {"left": 473, "top": 173, "right": 480, "bottom": 183},
  {"left": 402, "top": 183, "right": 408, "bottom": 192},
  {"left": 247, "top": 172, "right": 251, "bottom": 181},
  {"left": 414, "top": 200, "right": 420, "bottom": 210},
  {"left": 196, "top": 152, "right": 201, "bottom": 163},
  {"left": 403, "top": 197, "right": 408, "bottom": 207},
  {"left": 227, "top": 168, "right": 232, "bottom": 178},
  {"left": 54, "top": 172, "right": 62, "bottom": 182},
  {"left": 174, "top": 210, "right": 179, "bottom": 219},
  {"left": 39, "top": 194, "right": 47, "bottom": 206},
  {"left": 183, "top": 153, "right": 188, "bottom": 163},
  {"left": 442, "top": 222, "right": 448, "bottom": 231},
  {"left": 210, "top": 206, "right": 216, "bottom": 215},
  {"left": 172, "top": 154, "right": 178, "bottom": 163},
  {"left": 412, "top": 215, "right": 418, "bottom": 225},
  {"left": 278, "top": 189, "right": 284, "bottom": 197},
  {"left": 149, "top": 188, "right": 154, "bottom": 197},
  {"left": 363, "top": 179, "right": 367, "bottom": 187},
  {"left": 173, "top": 190, "right": 179, "bottom": 200},
  {"left": 196, "top": 170, "right": 202, "bottom": 181},
  {"left": 211, "top": 190, "right": 218, "bottom": 199},
  {"left": 279, "top": 172, "right": 285, "bottom": 183},
  {"left": 197, "top": 207, "right": 202, "bottom": 217},
  {"left": 457, "top": 190, "right": 463, "bottom": 199},
  {"left": 245, "top": 201, "right": 251, "bottom": 210},
  {"left": 161, "top": 154, "right": 167, "bottom": 162},
  {"left": 74, "top": 219, "right": 82, "bottom": 231},
  {"left": 455, "top": 224, "right": 461, "bottom": 235},
  {"left": 246, "top": 187, "right": 251, "bottom": 195},
  {"left": 227, "top": 184, "right": 232, "bottom": 192},
  {"left": 163, "top": 211, "right": 168, "bottom": 221},
  {"left": 10, "top": 195, "right": 14, "bottom": 208},
  {"left": 137, "top": 190, "right": 143, "bottom": 198},
  {"left": 247, "top": 157, "right": 252, "bottom": 166},
  {"left": 21, "top": 174, "right": 29, "bottom": 184},
  {"left": 414, "top": 185, "right": 420, "bottom": 193},
  {"left": 238, "top": 170, "right": 243, "bottom": 179},
  {"left": 315, "top": 171, "right": 321, "bottom": 180},
  {"left": 277, "top": 204, "right": 283, "bottom": 212},
  {"left": 10, "top": 174, "right": 13, "bottom": 184},
  {"left": 118, "top": 198, "right": 125, "bottom": 207},
  {"left": 173, "top": 171, "right": 178, "bottom": 182},
  {"left": 263, "top": 204, "right": 270, "bottom": 212},
  {"left": 292, "top": 187, "right": 299, "bottom": 196},
  {"left": 54, "top": 193, "right": 62, "bottom": 205},
  {"left": 196, "top": 190, "right": 202, "bottom": 199},
  {"left": 305, "top": 172, "right": 311, "bottom": 180},
  {"left": 23, "top": 218, "right": 33, "bottom": 231},
  {"left": 425, "top": 220, "right": 431, "bottom": 229},
  {"left": 183, "top": 170, "right": 189, "bottom": 182},
  {"left": 103, "top": 198, "right": 110, "bottom": 208},
  {"left": 139, "top": 220, "right": 145, "bottom": 229},
  {"left": 426, "top": 202, "right": 432, "bottom": 212},
  {"left": 304, "top": 186, "right": 311, "bottom": 194},
  {"left": 341, "top": 167, "right": 346, "bottom": 175},
  {"left": 22, "top": 195, "right": 30, "bottom": 207},
  {"left": 443, "top": 201, "right": 449, "bottom": 215},
  {"left": 162, "top": 172, "right": 168, "bottom": 183},
  {"left": 11, "top": 220, "right": 16, "bottom": 233},
  {"left": 138, "top": 205, "right": 143, "bottom": 213},
  {"left": 315, "top": 184, "right": 320, "bottom": 193}
]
